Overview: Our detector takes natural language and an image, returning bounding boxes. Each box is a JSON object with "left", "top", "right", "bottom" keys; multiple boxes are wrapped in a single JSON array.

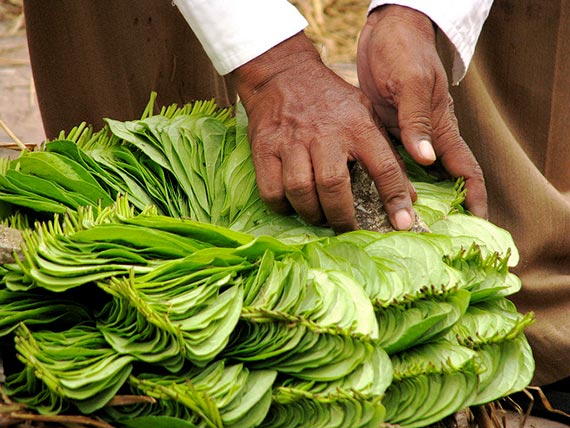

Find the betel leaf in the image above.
[
  {"left": 0, "top": 289, "right": 90, "bottom": 337},
  {"left": 13, "top": 323, "right": 134, "bottom": 414},
  {"left": 45, "top": 139, "right": 121, "bottom": 199},
  {"left": 444, "top": 244, "right": 522, "bottom": 301},
  {"left": 448, "top": 298, "right": 535, "bottom": 347},
  {"left": 430, "top": 213, "right": 520, "bottom": 266},
  {"left": 105, "top": 118, "right": 171, "bottom": 171},
  {"left": 390, "top": 340, "right": 478, "bottom": 381},
  {"left": 469, "top": 334, "right": 535, "bottom": 407},
  {"left": 384, "top": 370, "right": 479, "bottom": 428},
  {"left": 384, "top": 341, "right": 479, "bottom": 427},
  {"left": 307, "top": 239, "right": 384, "bottom": 305},
  {"left": 122, "top": 214, "right": 254, "bottom": 249},
  {"left": 262, "top": 394, "right": 385, "bottom": 428},
  {"left": 128, "top": 361, "right": 275, "bottom": 428},
  {"left": 359, "top": 232, "right": 462, "bottom": 304},
  {"left": 4, "top": 170, "right": 93, "bottom": 209},
  {"left": 376, "top": 290, "right": 470, "bottom": 354},
  {"left": 412, "top": 180, "right": 464, "bottom": 226},
  {"left": 13, "top": 152, "right": 114, "bottom": 206}
]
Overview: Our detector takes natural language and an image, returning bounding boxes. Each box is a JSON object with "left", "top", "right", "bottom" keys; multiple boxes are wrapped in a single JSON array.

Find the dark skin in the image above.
[
  {"left": 357, "top": 5, "right": 487, "bottom": 218},
  {"left": 233, "top": 5, "right": 487, "bottom": 232}
]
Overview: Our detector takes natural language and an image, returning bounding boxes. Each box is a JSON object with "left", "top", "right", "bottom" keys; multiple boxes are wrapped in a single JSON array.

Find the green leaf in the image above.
[{"left": 430, "top": 213, "right": 519, "bottom": 266}]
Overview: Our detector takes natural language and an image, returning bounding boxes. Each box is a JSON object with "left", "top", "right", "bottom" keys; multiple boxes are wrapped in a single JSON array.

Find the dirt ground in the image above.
[{"left": 0, "top": 19, "right": 44, "bottom": 151}]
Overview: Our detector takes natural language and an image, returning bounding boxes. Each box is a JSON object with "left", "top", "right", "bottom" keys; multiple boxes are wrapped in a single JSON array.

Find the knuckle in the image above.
[
  {"left": 258, "top": 187, "right": 285, "bottom": 205},
  {"left": 406, "top": 66, "right": 432, "bottom": 85},
  {"left": 435, "top": 120, "right": 458, "bottom": 140},
  {"left": 316, "top": 171, "right": 350, "bottom": 194},
  {"left": 372, "top": 160, "right": 405, "bottom": 190},
  {"left": 399, "top": 112, "right": 432, "bottom": 131},
  {"left": 285, "top": 178, "right": 315, "bottom": 199},
  {"left": 432, "top": 119, "right": 462, "bottom": 150},
  {"left": 368, "top": 161, "right": 410, "bottom": 204},
  {"left": 252, "top": 145, "right": 277, "bottom": 165},
  {"left": 433, "top": 96, "right": 459, "bottom": 134},
  {"left": 383, "top": 188, "right": 411, "bottom": 210},
  {"left": 385, "top": 79, "right": 402, "bottom": 106},
  {"left": 386, "top": 66, "right": 431, "bottom": 91}
]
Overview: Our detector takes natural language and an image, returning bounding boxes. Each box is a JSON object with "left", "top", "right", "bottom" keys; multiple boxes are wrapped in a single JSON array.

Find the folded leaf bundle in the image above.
[
  {"left": 7, "top": 324, "right": 133, "bottom": 414},
  {"left": 0, "top": 94, "right": 535, "bottom": 428},
  {"left": 383, "top": 340, "right": 480, "bottom": 427}
]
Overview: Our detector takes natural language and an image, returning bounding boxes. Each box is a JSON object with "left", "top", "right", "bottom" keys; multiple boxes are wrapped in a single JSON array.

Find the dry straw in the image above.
[{"left": 290, "top": 0, "right": 368, "bottom": 64}]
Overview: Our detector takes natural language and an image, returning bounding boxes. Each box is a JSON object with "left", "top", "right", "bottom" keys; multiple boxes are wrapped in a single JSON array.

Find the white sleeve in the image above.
[
  {"left": 368, "top": 1, "right": 494, "bottom": 84},
  {"left": 173, "top": 0, "right": 308, "bottom": 75}
]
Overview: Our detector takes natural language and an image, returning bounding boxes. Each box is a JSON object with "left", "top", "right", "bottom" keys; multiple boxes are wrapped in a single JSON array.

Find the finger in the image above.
[
  {"left": 357, "top": 127, "right": 415, "bottom": 230},
  {"left": 281, "top": 143, "right": 324, "bottom": 225},
  {"left": 252, "top": 142, "right": 292, "bottom": 215},
  {"left": 434, "top": 107, "right": 488, "bottom": 218},
  {"left": 373, "top": 111, "right": 418, "bottom": 203},
  {"left": 388, "top": 72, "right": 437, "bottom": 165},
  {"left": 385, "top": 131, "right": 418, "bottom": 203},
  {"left": 311, "top": 144, "right": 357, "bottom": 233}
]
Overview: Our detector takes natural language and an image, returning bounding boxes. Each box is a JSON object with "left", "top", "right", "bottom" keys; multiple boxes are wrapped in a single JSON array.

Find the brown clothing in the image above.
[
  {"left": 23, "top": 0, "right": 236, "bottom": 139},
  {"left": 450, "top": 0, "right": 570, "bottom": 385},
  {"left": 24, "top": 0, "right": 570, "bottom": 385}
]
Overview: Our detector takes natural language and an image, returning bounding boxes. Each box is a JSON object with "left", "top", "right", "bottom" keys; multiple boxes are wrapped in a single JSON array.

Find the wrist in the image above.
[
  {"left": 367, "top": 5, "right": 435, "bottom": 39},
  {"left": 232, "top": 32, "right": 321, "bottom": 104}
]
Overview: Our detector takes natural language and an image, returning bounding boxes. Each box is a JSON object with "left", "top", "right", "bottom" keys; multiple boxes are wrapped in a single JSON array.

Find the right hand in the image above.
[{"left": 232, "top": 32, "right": 417, "bottom": 233}]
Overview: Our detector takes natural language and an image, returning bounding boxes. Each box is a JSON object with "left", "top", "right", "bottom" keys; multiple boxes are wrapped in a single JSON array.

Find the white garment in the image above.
[
  {"left": 172, "top": 0, "right": 307, "bottom": 75},
  {"left": 173, "top": 0, "right": 493, "bottom": 84}
]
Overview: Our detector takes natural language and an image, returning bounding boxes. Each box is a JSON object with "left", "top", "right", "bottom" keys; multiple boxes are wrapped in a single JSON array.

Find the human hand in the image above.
[
  {"left": 233, "top": 32, "right": 417, "bottom": 233},
  {"left": 357, "top": 5, "right": 487, "bottom": 218}
]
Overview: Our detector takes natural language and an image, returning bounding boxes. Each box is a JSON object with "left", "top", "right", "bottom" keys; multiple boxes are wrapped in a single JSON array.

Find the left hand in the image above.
[{"left": 357, "top": 5, "right": 487, "bottom": 218}]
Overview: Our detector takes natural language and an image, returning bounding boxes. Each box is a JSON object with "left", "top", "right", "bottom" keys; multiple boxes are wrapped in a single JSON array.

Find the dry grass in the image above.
[
  {"left": 291, "top": 0, "right": 368, "bottom": 64},
  {"left": 0, "top": 0, "right": 23, "bottom": 34}
]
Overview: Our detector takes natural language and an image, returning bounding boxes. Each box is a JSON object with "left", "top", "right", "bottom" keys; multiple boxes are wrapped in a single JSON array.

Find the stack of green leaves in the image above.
[
  {"left": 0, "top": 94, "right": 534, "bottom": 427},
  {"left": 7, "top": 323, "right": 133, "bottom": 414}
]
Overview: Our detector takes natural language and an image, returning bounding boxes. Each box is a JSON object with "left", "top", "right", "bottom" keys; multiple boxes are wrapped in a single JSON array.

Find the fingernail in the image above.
[
  {"left": 394, "top": 209, "right": 414, "bottom": 230},
  {"left": 418, "top": 140, "right": 436, "bottom": 163}
]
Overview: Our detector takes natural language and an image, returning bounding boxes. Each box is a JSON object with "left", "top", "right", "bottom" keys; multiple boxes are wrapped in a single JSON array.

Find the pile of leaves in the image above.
[{"left": 0, "top": 94, "right": 534, "bottom": 428}]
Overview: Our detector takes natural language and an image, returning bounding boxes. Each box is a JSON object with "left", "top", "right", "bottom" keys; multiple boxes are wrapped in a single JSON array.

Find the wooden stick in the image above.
[
  {"left": 0, "top": 119, "right": 27, "bottom": 151},
  {"left": 0, "top": 141, "right": 36, "bottom": 150},
  {"left": 9, "top": 412, "right": 115, "bottom": 428},
  {"left": 105, "top": 394, "right": 156, "bottom": 407}
]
